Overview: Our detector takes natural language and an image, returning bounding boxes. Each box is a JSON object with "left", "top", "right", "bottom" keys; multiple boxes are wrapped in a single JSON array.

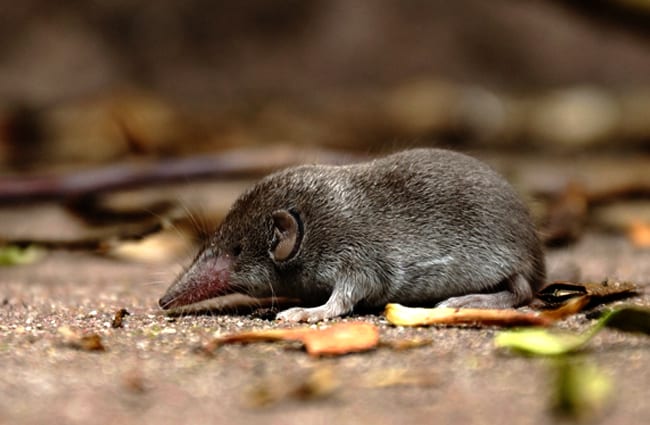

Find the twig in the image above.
[{"left": 0, "top": 147, "right": 364, "bottom": 205}]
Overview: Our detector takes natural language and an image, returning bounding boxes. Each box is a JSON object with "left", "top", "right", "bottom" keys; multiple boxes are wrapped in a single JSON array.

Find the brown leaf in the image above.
[
  {"left": 539, "top": 296, "right": 591, "bottom": 321},
  {"left": 78, "top": 334, "right": 105, "bottom": 351},
  {"left": 582, "top": 280, "right": 639, "bottom": 298},
  {"left": 360, "top": 368, "right": 438, "bottom": 389},
  {"left": 380, "top": 337, "right": 433, "bottom": 350},
  {"left": 58, "top": 326, "right": 106, "bottom": 351},
  {"left": 537, "top": 279, "right": 639, "bottom": 309},
  {"left": 207, "top": 322, "right": 379, "bottom": 357},
  {"left": 245, "top": 366, "right": 338, "bottom": 408},
  {"left": 537, "top": 281, "right": 587, "bottom": 305},
  {"left": 111, "top": 308, "right": 130, "bottom": 328},
  {"left": 288, "top": 367, "right": 339, "bottom": 400},
  {"left": 627, "top": 221, "right": 650, "bottom": 248},
  {"left": 384, "top": 304, "right": 551, "bottom": 327}
]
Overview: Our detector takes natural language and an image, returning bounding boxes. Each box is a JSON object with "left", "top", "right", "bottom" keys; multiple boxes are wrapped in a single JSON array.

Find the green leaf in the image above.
[
  {"left": 553, "top": 358, "right": 611, "bottom": 419},
  {"left": 0, "top": 245, "right": 43, "bottom": 266},
  {"left": 597, "top": 306, "right": 650, "bottom": 335},
  {"left": 494, "top": 328, "right": 588, "bottom": 356},
  {"left": 495, "top": 306, "right": 650, "bottom": 356}
]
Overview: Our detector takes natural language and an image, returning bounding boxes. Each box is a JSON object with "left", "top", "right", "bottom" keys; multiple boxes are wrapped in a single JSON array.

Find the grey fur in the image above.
[{"left": 159, "top": 148, "right": 546, "bottom": 322}]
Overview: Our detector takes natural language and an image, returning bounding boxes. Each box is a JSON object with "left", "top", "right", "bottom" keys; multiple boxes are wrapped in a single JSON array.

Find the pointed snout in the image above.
[
  {"left": 159, "top": 289, "right": 184, "bottom": 310},
  {"left": 158, "top": 253, "right": 233, "bottom": 310}
]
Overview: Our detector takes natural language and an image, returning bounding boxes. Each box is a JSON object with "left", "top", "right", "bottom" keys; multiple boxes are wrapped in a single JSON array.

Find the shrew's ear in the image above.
[{"left": 270, "top": 209, "right": 303, "bottom": 262}]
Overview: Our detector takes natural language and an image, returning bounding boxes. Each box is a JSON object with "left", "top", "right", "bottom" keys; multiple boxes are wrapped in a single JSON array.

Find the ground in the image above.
[
  {"left": 1, "top": 230, "right": 649, "bottom": 425},
  {"left": 1, "top": 153, "right": 649, "bottom": 425}
]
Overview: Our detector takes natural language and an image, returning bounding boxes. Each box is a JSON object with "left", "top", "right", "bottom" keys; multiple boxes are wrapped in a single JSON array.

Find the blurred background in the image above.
[
  {"left": 0, "top": 0, "right": 649, "bottom": 260},
  {"left": 2, "top": 4, "right": 649, "bottom": 424}
]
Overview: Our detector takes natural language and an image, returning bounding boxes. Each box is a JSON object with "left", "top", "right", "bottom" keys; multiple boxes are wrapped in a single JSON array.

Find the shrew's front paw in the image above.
[{"left": 276, "top": 306, "right": 334, "bottom": 323}]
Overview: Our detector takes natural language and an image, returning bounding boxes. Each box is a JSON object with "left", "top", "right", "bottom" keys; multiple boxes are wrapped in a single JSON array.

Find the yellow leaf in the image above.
[{"left": 385, "top": 303, "right": 550, "bottom": 327}]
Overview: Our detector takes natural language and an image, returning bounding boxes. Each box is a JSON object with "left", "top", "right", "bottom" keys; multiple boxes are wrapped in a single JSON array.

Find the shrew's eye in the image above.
[{"left": 232, "top": 244, "right": 242, "bottom": 257}]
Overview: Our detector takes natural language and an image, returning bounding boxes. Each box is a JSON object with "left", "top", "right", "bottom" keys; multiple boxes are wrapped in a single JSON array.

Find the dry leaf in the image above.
[
  {"left": 582, "top": 280, "right": 639, "bottom": 298},
  {"left": 206, "top": 322, "right": 379, "bottom": 357},
  {"left": 289, "top": 367, "right": 338, "bottom": 400},
  {"left": 537, "top": 279, "right": 639, "bottom": 311},
  {"left": 627, "top": 221, "right": 650, "bottom": 248},
  {"left": 58, "top": 326, "right": 106, "bottom": 351},
  {"left": 78, "top": 334, "right": 105, "bottom": 351},
  {"left": 245, "top": 367, "right": 338, "bottom": 407},
  {"left": 361, "top": 368, "right": 438, "bottom": 388},
  {"left": 537, "top": 282, "right": 588, "bottom": 304},
  {"left": 380, "top": 337, "right": 433, "bottom": 350},
  {"left": 111, "top": 308, "right": 130, "bottom": 328},
  {"left": 539, "top": 296, "right": 591, "bottom": 321},
  {"left": 384, "top": 303, "right": 551, "bottom": 327}
]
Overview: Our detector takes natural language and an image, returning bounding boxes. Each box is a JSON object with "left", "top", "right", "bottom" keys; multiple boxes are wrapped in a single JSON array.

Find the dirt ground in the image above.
[{"left": 1, "top": 163, "right": 649, "bottom": 425}]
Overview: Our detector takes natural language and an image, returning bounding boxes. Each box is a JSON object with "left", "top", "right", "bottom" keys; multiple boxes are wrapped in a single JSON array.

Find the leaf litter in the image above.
[
  {"left": 384, "top": 304, "right": 551, "bottom": 327},
  {"left": 0, "top": 244, "right": 44, "bottom": 266},
  {"left": 245, "top": 366, "right": 339, "bottom": 408},
  {"left": 495, "top": 306, "right": 650, "bottom": 420},
  {"left": 203, "top": 322, "right": 380, "bottom": 357},
  {"left": 495, "top": 306, "right": 650, "bottom": 356},
  {"left": 111, "top": 308, "right": 131, "bottom": 328},
  {"left": 536, "top": 279, "right": 639, "bottom": 310},
  {"left": 57, "top": 326, "right": 106, "bottom": 352}
]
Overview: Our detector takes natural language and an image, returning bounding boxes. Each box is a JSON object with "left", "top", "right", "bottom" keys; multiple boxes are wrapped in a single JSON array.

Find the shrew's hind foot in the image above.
[{"left": 436, "top": 274, "right": 534, "bottom": 309}]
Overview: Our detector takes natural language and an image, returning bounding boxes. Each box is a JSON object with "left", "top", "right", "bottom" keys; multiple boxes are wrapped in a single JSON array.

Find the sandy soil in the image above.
[
  {"left": 1, "top": 230, "right": 649, "bottom": 425},
  {"left": 2, "top": 151, "right": 650, "bottom": 425}
]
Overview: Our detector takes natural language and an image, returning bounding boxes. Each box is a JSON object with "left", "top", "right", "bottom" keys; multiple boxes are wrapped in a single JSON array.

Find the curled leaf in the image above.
[
  {"left": 537, "top": 280, "right": 638, "bottom": 310},
  {"left": 537, "top": 282, "right": 587, "bottom": 304},
  {"left": 385, "top": 303, "right": 550, "bottom": 327},
  {"left": 539, "top": 296, "right": 591, "bottom": 321}
]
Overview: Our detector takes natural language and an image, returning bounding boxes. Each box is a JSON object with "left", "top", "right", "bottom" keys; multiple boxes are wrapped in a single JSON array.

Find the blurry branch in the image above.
[
  {"left": 1, "top": 218, "right": 168, "bottom": 252},
  {"left": 558, "top": 0, "right": 650, "bottom": 38},
  {"left": 0, "top": 146, "right": 363, "bottom": 205},
  {"left": 540, "top": 181, "right": 650, "bottom": 246}
]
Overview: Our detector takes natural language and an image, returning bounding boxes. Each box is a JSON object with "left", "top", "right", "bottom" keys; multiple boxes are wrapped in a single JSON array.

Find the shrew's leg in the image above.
[{"left": 436, "top": 274, "right": 533, "bottom": 309}]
